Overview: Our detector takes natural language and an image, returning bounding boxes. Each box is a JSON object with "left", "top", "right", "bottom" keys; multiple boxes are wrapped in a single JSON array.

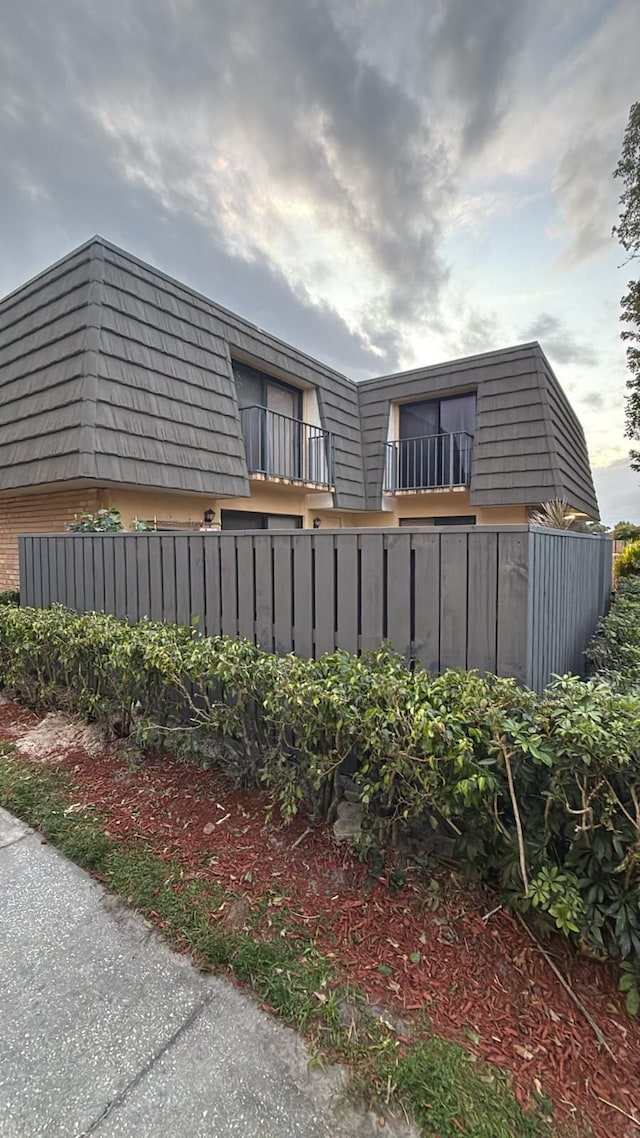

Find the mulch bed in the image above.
[{"left": 1, "top": 700, "right": 638, "bottom": 1138}]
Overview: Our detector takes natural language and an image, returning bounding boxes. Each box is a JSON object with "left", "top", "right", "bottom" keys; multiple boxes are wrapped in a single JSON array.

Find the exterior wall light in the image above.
[
  {"left": 203, "top": 508, "right": 216, "bottom": 525},
  {"left": 313, "top": 517, "right": 321, "bottom": 529}
]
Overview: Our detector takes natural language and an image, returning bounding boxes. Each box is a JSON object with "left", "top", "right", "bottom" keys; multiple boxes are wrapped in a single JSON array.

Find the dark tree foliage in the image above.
[{"left": 614, "top": 103, "right": 640, "bottom": 470}]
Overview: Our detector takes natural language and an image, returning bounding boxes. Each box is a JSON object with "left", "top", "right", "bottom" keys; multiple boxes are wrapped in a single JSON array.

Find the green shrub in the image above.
[
  {"left": 586, "top": 575, "right": 640, "bottom": 688},
  {"left": 616, "top": 537, "right": 640, "bottom": 579},
  {"left": 67, "top": 507, "right": 123, "bottom": 532},
  {"left": 0, "top": 604, "right": 638, "bottom": 967},
  {"left": 0, "top": 589, "right": 19, "bottom": 607}
]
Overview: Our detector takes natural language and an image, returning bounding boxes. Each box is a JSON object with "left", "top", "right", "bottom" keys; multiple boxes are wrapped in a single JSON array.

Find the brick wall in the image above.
[{"left": 0, "top": 490, "right": 100, "bottom": 591}]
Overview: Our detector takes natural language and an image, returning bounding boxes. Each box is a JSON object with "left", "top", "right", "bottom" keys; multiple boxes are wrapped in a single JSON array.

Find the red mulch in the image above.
[{"left": 1, "top": 701, "right": 639, "bottom": 1137}]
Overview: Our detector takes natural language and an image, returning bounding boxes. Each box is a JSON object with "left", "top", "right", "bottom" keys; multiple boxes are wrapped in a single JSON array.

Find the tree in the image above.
[
  {"left": 612, "top": 520, "right": 640, "bottom": 541},
  {"left": 613, "top": 103, "right": 640, "bottom": 470}
]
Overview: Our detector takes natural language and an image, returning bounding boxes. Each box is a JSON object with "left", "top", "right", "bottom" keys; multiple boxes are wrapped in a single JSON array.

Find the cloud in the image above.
[
  {"left": 550, "top": 135, "right": 620, "bottom": 267},
  {"left": 581, "top": 390, "right": 604, "bottom": 410},
  {"left": 521, "top": 313, "right": 599, "bottom": 367},
  {"left": 592, "top": 458, "right": 640, "bottom": 525},
  {"left": 424, "top": 0, "right": 529, "bottom": 154},
  {"left": 0, "top": 0, "right": 462, "bottom": 373}
]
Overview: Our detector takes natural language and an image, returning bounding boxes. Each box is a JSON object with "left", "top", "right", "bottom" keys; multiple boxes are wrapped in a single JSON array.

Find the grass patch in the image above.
[{"left": 0, "top": 746, "right": 558, "bottom": 1137}]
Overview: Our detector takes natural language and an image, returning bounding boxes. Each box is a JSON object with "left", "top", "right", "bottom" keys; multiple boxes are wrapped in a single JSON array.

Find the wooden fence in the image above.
[{"left": 18, "top": 525, "right": 612, "bottom": 692}]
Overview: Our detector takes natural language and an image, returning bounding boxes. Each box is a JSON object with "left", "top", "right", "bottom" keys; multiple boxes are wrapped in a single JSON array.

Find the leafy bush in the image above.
[
  {"left": 67, "top": 507, "right": 123, "bottom": 533},
  {"left": 0, "top": 604, "right": 638, "bottom": 971},
  {"left": 586, "top": 575, "right": 640, "bottom": 688},
  {"left": 616, "top": 537, "right": 640, "bottom": 579},
  {"left": 0, "top": 589, "right": 19, "bottom": 607}
]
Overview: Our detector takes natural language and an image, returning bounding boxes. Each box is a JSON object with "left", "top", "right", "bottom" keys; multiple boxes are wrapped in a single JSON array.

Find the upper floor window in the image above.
[
  {"left": 233, "top": 361, "right": 302, "bottom": 422},
  {"left": 399, "top": 392, "right": 476, "bottom": 440}
]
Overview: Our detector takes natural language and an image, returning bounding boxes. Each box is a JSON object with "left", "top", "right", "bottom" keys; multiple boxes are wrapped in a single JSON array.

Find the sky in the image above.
[{"left": 1, "top": 0, "right": 639, "bottom": 524}]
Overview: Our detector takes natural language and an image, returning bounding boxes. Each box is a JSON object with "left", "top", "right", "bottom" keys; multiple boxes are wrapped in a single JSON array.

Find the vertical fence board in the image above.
[
  {"left": 439, "top": 532, "right": 468, "bottom": 670},
  {"left": 335, "top": 535, "right": 358, "bottom": 653},
  {"left": 102, "top": 538, "right": 116, "bottom": 615},
  {"left": 188, "top": 536, "right": 205, "bottom": 631},
  {"left": 160, "top": 537, "right": 177, "bottom": 625},
  {"left": 125, "top": 538, "right": 139, "bottom": 623},
  {"left": 203, "top": 536, "right": 222, "bottom": 637},
  {"left": 55, "top": 537, "right": 67, "bottom": 608},
  {"left": 220, "top": 538, "right": 238, "bottom": 637},
  {"left": 148, "top": 537, "right": 164, "bottom": 622},
  {"left": 412, "top": 532, "right": 440, "bottom": 671},
  {"left": 496, "top": 531, "right": 529, "bottom": 683},
  {"left": 313, "top": 535, "right": 335, "bottom": 656},
  {"left": 39, "top": 536, "right": 50, "bottom": 609},
  {"left": 386, "top": 533, "right": 411, "bottom": 659},
  {"left": 359, "top": 534, "right": 384, "bottom": 652},
  {"left": 467, "top": 530, "right": 498, "bottom": 673},
  {"left": 273, "top": 537, "right": 294, "bottom": 654},
  {"left": 236, "top": 536, "right": 256, "bottom": 642},
  {"left": 292, "top": 535, "right": 313, "bottom": 658},
  {"left": 136, "top": 538, "right": 151, "bottom": 619},
  {"left": 113, "top": 538, "right": 126, "bottom": 619},
  {"left": 83, "top": 538, "right": 95, "bottom": 613},
  {"left": 175, "top": 538, "right": 191, "bottom": 628},
  {"left": 253, "top": 535, "right": 273, "bottom": 651}
]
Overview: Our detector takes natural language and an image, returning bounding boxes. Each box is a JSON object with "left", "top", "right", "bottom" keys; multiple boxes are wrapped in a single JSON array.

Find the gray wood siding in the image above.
[
  {"left": 19, "top": 526, "right": 612, "bottom": 693},
  {"left": 538, "top": 353, "right": 600, "bottom": 519},
  {"left": 100, "top": 245, "right": 365, "bottom": 508},
  {"left": 0, "top": 248, "right": 96, "bottom": 489},
  {"left": 2, "top": 238, "right": 598, "bottom": 521},
  {"left": 357, "top": 345, "right": 599, "bottom": 517}
]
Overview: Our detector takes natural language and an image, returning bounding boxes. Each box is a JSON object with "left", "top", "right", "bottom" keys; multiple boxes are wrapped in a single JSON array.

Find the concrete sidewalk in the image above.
[{"left": 0, "top": 808, "right": 410, "bottom": 1138}]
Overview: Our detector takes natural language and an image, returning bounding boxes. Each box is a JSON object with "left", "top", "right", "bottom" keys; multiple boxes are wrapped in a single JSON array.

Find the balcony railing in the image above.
[
  {"left": 240, "top": 405, "right": 335, "bottom": 488},
  {"left": 384, "top": 431, "right": 473, "bottom": 492}
]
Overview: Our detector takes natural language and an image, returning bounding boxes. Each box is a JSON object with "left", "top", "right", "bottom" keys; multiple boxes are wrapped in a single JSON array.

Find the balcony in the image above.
[
  {"left": 384, "top": 431, "right": 473, "bottom": 492},
  {"left": 240, "top": 405, "right": 335, "bottom": 488}
]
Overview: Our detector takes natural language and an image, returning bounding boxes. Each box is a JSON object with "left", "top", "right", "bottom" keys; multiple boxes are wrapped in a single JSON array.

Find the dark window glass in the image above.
[
  {"left": 397, "top": 393, "right": 476, "bottom": 489},
  {"left": 221, "top": 510, "right": 303, "bottom": 531},
  {"left": 399, "top": 515, "right": 476, "bottom": 526}
]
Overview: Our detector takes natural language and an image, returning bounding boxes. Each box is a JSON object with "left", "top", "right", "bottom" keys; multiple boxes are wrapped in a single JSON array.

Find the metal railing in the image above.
[
  {"left": 384, "top": 431, "right": 473, "bottom": 491},
  {"left": 240, "top": 405, "right": 334, "bottom": 487}
]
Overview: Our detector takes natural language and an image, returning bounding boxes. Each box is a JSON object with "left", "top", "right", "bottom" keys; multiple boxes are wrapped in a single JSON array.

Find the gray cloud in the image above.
[
  {"left": 581, "top": 391, "right": 604, "bottom": 410},
  {"left": 592, "top": 458, "right": 640, "bottom": 525},
  {"left": 0, "top": 0, "right": 460, "bottom": 373},
  {"left": 552, "top": 135, "right": 619, "bottom": 267},
  {"left": 521, "top": 313, "right": 599, "bottom": 367},
  {"left": 425, "top": 0, "right": 529, "bottom": 153}
]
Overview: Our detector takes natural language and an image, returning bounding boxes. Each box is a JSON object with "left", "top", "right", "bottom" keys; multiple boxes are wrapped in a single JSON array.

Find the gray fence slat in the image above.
[
  {"left": 386, "top": 533, "right": 411, "bottom": 659},
  {"left": 113, "top": 538, "right": 127, "bottom": 619},
  {"left": 412, "top": 532, "right": 440, "bottom": 671},
  {"left": 39, "top": 536, "right": 50, "bottom": 608},
  {"left": 220, "top": 537, "right": 238, "bottom": 637},
  {"left": 467, "top": 530, "right": 498, "bottom": 674},
  {"left": 203, "top": 536, "right": 222, "bottom": 637},
  {"left": 102, "top": 538, "right": 115, "bottom": 614},
  {"left": 253, "top": 535, "right": 273, "bottom": 651},
  {"left": 335, "top": 534, "right": 358, "bottom": 653},
  {"left": 148, "top": 537, "right": 164, "bottom": 622},
  {"left": 73, "top": 539, "right": 85, "bottom": 615},
  {"left": 175, "top": 537, "right": 191, "bottom": 627},
  {"left": 161, "top": 537, "right": 177, "bottom": 625},
  {"left": 273, "top": 536, "right": 294, "bottom": 654},
  {"left": 359, "top": 534, "right": 384, "bottom": 652},
  {"left": 313, "top": 535, "right": 335, "bottom": 656},
  {"left": 56, "top": 537, "right": 68, "bottom": 609},
  {"left": 292, "top": 534, "right": 313, "bottom": 658},
  {"left": 236, "top": 536, "right": 256, "bottom": 642},
  {"left": 83, "top": 538, "right": 95, "bottom": 613},
  {"left": 136, "top": 538, "right": 151, "bottom": 619},
  {"left": 125, "top": 538, "right": 139, "bottom": 623},
  {"left": 188, "top": 535, "right": 205, "bottom": 631},
  {"left": 497, "top": 531, "right": 529, "bottom": 684},
  {"left": 47, "top": 538, "right": 57, "bottom": 607},
  {"left": 439, "top": 532, "right": 469, "bottom": 671},
  {"left": 23, "top": 538, "right": 34, "bottom": 607}
]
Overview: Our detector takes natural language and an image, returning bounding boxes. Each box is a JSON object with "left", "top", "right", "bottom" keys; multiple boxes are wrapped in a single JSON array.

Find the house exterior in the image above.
[{"left": 0, "top": 237, "right": 599, "bottom": 589}]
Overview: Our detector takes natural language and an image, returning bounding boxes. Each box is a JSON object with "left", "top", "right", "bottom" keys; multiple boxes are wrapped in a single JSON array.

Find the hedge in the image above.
[{"left": 1, "top": 597, "right": 639, "bottom": 974}]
